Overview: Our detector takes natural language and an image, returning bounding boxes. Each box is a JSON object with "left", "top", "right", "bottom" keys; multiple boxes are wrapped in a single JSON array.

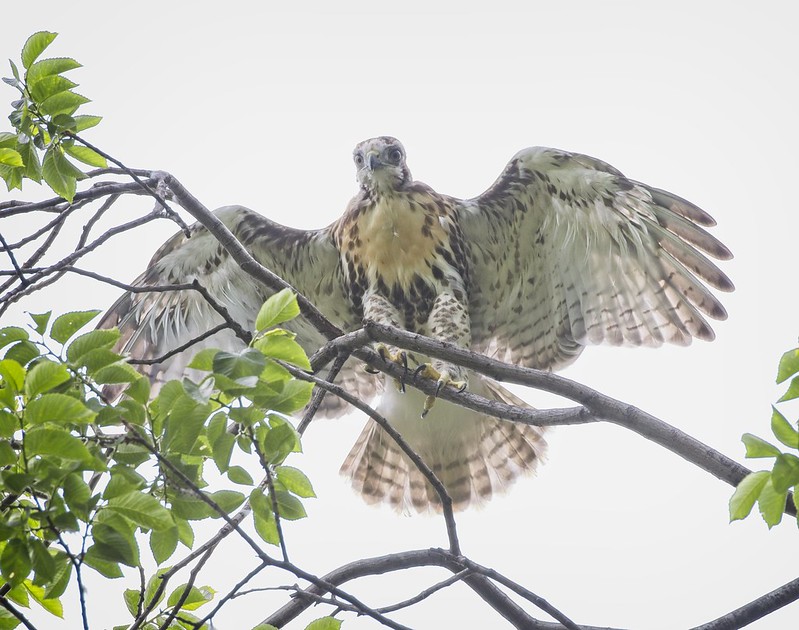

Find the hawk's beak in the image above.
[{"left": 367, "top": 153, "right": 382, "bottom": 171}]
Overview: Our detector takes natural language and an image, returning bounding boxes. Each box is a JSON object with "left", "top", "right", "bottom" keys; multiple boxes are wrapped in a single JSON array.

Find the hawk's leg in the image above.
[
  {"left": 362, "top": 291, "right": 409, "bottom": 391},
  {"left": 417, "top": 289, "right": 471, "bottom": 417}
]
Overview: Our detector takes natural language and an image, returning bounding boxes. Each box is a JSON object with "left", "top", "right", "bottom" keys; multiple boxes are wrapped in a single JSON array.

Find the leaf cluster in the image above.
[
  {"left": 1, "top": 31, "right": 105, "bottom": 200},
  {"left": 730, "top": 346, "right": 799, "bottom": 528},
  {"left": 0, "top": 290, "right": 323, "bottom": 629}
]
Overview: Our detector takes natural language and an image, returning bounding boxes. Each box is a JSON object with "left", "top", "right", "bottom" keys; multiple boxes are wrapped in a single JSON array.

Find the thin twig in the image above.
[
  {"left": 297, "top": 352, "right": 349, "bottom": 434},
  {"left": 376, "top": 569, "right": 473, "bottom": 614}
]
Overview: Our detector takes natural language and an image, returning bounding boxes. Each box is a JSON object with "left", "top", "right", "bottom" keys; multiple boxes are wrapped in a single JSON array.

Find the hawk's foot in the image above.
[
  {"left": 413, "top": 363, "right": 468, "bottom": 418},
  {"left": 366, "top": 343, "right": 409, "bottom": 392}
]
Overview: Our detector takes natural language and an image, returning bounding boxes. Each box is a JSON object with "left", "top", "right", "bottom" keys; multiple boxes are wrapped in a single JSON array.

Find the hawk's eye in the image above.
[
  {"left": 354, "top": 153, "right": 364, "bottom": 167},
  {"left": 387, "top": 148, "right": 402, "bottom": 164}
]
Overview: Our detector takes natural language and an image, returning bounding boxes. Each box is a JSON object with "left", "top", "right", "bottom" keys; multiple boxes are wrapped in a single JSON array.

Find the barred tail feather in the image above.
[{"left": 340, "top": 373, "right": 546, "bottom": 513}]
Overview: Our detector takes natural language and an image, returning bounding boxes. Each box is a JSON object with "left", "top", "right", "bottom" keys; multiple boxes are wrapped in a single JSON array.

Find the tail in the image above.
[{"left": 340, "top": 373, "right": 546, "bottom": 513}]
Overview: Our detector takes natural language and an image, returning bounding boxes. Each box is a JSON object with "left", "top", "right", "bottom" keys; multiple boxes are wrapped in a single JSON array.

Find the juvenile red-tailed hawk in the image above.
[{"left": 101, "top": 137, "right": 733, "bottom": 512}]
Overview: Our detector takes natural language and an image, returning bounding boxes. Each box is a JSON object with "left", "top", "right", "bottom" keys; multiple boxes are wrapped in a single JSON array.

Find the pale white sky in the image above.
[{"left": 3, "top": 2, "right": 799, "bottom": 628}]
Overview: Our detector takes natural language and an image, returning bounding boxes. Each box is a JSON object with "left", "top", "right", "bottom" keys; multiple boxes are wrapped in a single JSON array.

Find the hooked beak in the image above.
[{"left": 367, "top": 152, "right": 382, "bottom": 171}]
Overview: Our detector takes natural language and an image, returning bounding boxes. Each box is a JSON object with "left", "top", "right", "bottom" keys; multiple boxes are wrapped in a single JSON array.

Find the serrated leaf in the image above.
[
  {"left": 39, "top": 90, "right": 90, "bottom": 117},
  {"left": 73, "top": 115, "right": 102, "bottom": 132},
  {"left": 254, "top": 380, "right": 314, "bottom": 415},
  {"left": 778, "top": 376, "right": 799, "bottom": 403},
  {"left": 1, "top": 539, "right": 31, "bottom": 586},
  {"left": 65, "top": 328, "right": 120, "bottom": 363},
  {"left": 21, "top": 32, "right": 58, "bottom": 69},
  {"left": 305, "top": 618, "right": 342, "bottom": 630},
  {"left": 187, "top": 348, "right": 218, "bottom": 372},
  {"left": 167, "top": 584, "right": 214, "bottom": 610},
  {"left": 106, "top": 491, "right": 174, "bottom": 531},
  {"left": 772, "top": 453, "right": 799, "bottom": 493},
  {"left": 227, "top": 465, "right": 254, "bottom": 485},
  {"left": 162, "top": 398, "right": 211, "bottom": 454},
  {"left": 777, "top": 348, "right": 799, "bottom": 384},
  {"left": 63, "top": 471, "right": 92, "bottom": 521},
  {"left": 42, "top": 146, "right": 78, "bottom": 201},
  {"left": 213, "top": 348, "right": 266, "bottom": 380},
  {"left": 43, "top": 552, "right": 72, "bottom": 599},
  {"left": 742, "top": 433, "right": 782, "bottom": 458},
  {"left": 4, "top": 341, "right": 39, "bottom": 367},
  {"left": 150, "top": 527, "right": 178, "bottom": 565},
  {"left": 255, "top": 289, "right": 300, "bottom": 331},
  {"left": 758, "top": 477, "right": 786, "bottom": 528},
  {"left": 24, "top": 581, "right": 63, "bottom": 617},
  {"left": 0, "top": 328, "right": 28, "bottom": 350},
  {"left": 90, "top": 519, "right": 139, "bottom": 567},
  {"left": 175, "top": 518, "right": 194, "bottom": 548},
  {"left": 0, "top": 358, "right": 26, "bottom": 392},
  {"left": 17, "top": 139, "right": 42, "bottom": 182},
  {"left": 0, "top": 441, "right": 16, "bottom": 466},
  {"left": 64, "top": 144, "right": 106, "bottom": 168},
  {"left": 50, "top": 310, "right": 100, "bottom": 344},
  {"left": 260, "top": 422, "right": 300, "bottom": 465},
  {"left": 274, "top": 491, "right": 306, "bottom": 520},
  {"left": 208, "top": 490, "right": 245, "bottom": 516},
  {"left": 250, "top": 489, "right": 279, "bottom": 546},
  {"left": 0, "top": 149, "right": 23, "bottom": 167},
  {"left": 29, "top": 312, "right": 51, "bottom": 336},
  {"left": 729, "top": 470, "right": 770, "bottom": 521},
  {"left": 28, "top": 75, "right": 77, "bottom": 104},
  {"left": 124, "top": 377, "right": 150, "bottom": 405},
  {"left": 771, "top": 407, "right": 799, "bottom": 449},
  {"left": 25, "top": 425, "right": 94, "bottom": 462},
  {"left": 255, "top": 333, "right": 311, "bottom": 370},
  {"left": 275, "top": 466, "right": 315, "bottom": 498},
  {"left": 143, "top": 568, "right": 168, "bottom": 611},
  {"left": 29, "top": 539, "right": 56, "bottom": 584},
  {"left": 25, "top": 393, "right": 95, "bottom": 425},
  {"left": 83, "top": 545, "right": 124, "bottom": 578},
  {"left": 123, "top": 588, "right": 141, "bottom": 617},
  {"left": 24, "top": 360, "right": 70, "bottom": 398},
  {"left": 93, "top": 362, "right": 141, "bottom": 385}
]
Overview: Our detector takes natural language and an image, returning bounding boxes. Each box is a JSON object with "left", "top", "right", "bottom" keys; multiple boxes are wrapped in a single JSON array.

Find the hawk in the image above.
[{"left": 100, "top": 137, "right": 733, "bottom": 513}]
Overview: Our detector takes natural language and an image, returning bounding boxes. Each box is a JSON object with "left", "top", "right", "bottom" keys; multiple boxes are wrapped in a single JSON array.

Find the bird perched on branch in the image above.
[{"left": 100, "top": 137, "right": 733, "bottom": 513}]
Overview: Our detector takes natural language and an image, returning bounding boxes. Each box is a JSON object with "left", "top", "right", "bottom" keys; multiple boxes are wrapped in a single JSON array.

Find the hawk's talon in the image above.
[
  {"left": 414, "top": 363, "right": 467, "bottom": 418},
  {"left": 374, "top": 344, "right": 408, "bottom": 392}
]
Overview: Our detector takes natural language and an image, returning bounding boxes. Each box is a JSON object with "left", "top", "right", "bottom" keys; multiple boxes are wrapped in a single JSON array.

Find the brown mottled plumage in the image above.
[{"left": 100, "top": 136, "right": 732, "bottom": 513}]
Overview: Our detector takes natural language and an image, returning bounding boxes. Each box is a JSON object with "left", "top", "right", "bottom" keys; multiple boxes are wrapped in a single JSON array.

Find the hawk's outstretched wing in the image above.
[
  {"left": 457, "top": 147, "right": 734, "bottom": 371},
  {"left": 99, "top": 205, "right": 372, "bottom": 411}
]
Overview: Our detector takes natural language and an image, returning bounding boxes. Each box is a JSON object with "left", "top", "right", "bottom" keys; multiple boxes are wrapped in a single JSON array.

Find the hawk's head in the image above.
[{"left": 353, "top": 136, "right": 411, "bottom": 194}]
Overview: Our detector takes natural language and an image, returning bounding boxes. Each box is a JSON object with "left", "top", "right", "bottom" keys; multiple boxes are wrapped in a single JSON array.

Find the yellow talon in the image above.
[
  {"left": 414, "top": 363, "right": 467, "bottom": 418},
  {"left": 374, "top": 344, "right": 408, "bottom": 392}
]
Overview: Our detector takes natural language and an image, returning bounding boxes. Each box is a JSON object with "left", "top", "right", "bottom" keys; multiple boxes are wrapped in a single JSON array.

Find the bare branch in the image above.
[{"left": 691, "top": 575, "right": 799, "bottom": 629}]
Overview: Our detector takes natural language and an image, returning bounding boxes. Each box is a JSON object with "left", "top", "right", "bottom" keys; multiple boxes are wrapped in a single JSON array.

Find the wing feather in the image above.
[
  {"left": 457, "top": 147, "right": 733, "bottom": 370},
  {"left": 99, "top": 205, "right": 372, "bottom": 408}
]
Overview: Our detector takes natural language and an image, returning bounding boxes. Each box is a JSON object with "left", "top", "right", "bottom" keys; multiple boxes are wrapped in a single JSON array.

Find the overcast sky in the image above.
[{"left": 4, "top": 2, "right": 799, "bottom": 628}]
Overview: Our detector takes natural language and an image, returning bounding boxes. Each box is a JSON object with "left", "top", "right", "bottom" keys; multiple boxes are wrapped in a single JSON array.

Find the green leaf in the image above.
[
  {"left": 42, "top": 147, "right": 78, "bottom": 201},
  {"left": 24, "top": 581, "right": 63, "bottom": 617},
  {"left": 255, "top": 333, "right": 311, "bottom": 370},
  {"left": 260, "top": 422, "right": 300, "bottom": 465},
  {"left": 64, "top": 144, "right": 106, "bottom": 168},
  {"left": 17, "top": 139, "right": 42, "bottom": 182},
  {"left": 0, "top": 441, "right": 16, "bottom": 466},
  {"left": 207, "top": 490, "right": 245, "bottom": 516},
  {"left": 29, "top": 312, "right": 51, "bottom": 336},
  {"left": 0, "top": 410, "right": 16, "bottom": 437},
  {"left": 251, "top": 490, "right": 279, "bottom": 546},
  {"left": 729, "top": 470, "right": 770, "bottom": 521},
  {"left": 43, "top": 551, "right": 72, "bottom": 599},
  {"left": 255, "top": 380, "right": 314, "bottom": 415},
  {"left": 777, "top": 348, "right": 799, "bottom": 384},
  {"left": 187, "top": 348, "right": 218, "bottom": 372},
  {"left": 143, "top": 568, "right": 168, "bottom": 612},
  {"left": 175, "top": 518, "right": 194, "bottom": 549},
  {"left": 275, "top": 466, "right": 315, "bottom": 498},
  {"left": 29, "top": 539, "right": 56, "bottom": 584},
  {"left": 93, "top": 361, "right": 140, "bottom": 385},
  {"left": 25, "top": 425, "right": 94, "bottom": 463},
  {"left": 253, "top": 625, "right": 279, "bottom": 630},
  {"left": 213, "top": 348, "right": 267, "bottom": 381},
  {"left": 65, "top": 328, "right": 120, "bottom": 363},
  {"left": 39, "top": 90, "right": 89, "bottom": 117},
  {"left": 123, "top": 588, "right": 141, "bottom": 617},
  {"left": 4, "top": 341, "right": 39, "bottom": 368},
  {"left": 24, "top": 360, "right": 70, "bottom": 398},
  {"left": 0, "top": 327, "right": 28, "bottom": 350},
  {"left": 255, "top": 289, "right": 300, "bottom": 331},
  {"left": 0, "top": 359, "right": 26, "bottom": 392},
  {"left": 21, "top": 32, "right": 58, "bottom": 69},
  {"left": 83, "top": 545, "right": 125, "bottom": 577},
  {"left": 90, "top": 521, "right": 139, "bottom": 567},
  {"left": 0, "top": 149, "right": 23, "bottom": 167},
  {"left": 150, "top": 527, "right": 178, "bottom": 565},
  {"left": 758, "top": 477, "right": 786, "bottom": 528},
  {"left": 28, "top": 75, "right": 77, "bottom": 104},
  {"left": 167, "top": 584, "right": 214, "bottom": 610},
  {"left": 227, "top": 466, "right": 254, "bottom": 486},
  {"left": 73, "top": 115, "right": 102, "bottom": 132},
  {"left": 771, "top": 407, "right": 799, "bottom": 449},
  {"left": 772, "top": 454, "right": 799, "bottom": 493},
  {"left": 50, "top": 310, "right": 100, "bottom": 344},
  {"left": 305, "top": 618, "right": 342, "bottom": 630},
  {"left": 63, "top": 472, "right": 92, "bottom": 521},
  {"left": 106, "top": 491, "right": 174, "bottom": 531},
  {"left": 25, "top": 393, "right": 95, "bottom": 425},
  {"left": 274, "top": 491, "right": 306, "bottom": 520},
  {"left": 742, "top": 433, "right": 782, "bottom": 458},
  {"left": 1, "top": 539, "right": 31, "bottom": 586},
  {"left": 778, "top": 376, "right": 799, "bottom": 403},
  {"left": 163, "top": 398, "right": 211, "bottom": 454}
]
